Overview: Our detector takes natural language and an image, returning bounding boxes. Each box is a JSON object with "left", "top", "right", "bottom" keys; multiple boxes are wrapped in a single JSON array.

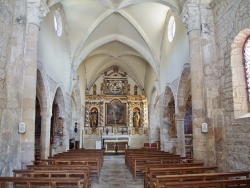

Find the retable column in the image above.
[
  {"left": 20, "top": 0, "right": 49, "bottom": 167},
  {"left": 181, "top": 3, "right": 207, "bottom": 162}
]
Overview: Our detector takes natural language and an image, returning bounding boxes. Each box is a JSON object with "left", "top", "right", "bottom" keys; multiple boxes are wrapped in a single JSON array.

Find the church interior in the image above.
[{"left": 0, "top": 0, "right": 250, "bottom": 187}]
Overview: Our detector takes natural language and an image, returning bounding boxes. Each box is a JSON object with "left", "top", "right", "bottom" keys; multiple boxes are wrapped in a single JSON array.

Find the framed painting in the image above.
[{"left": 106, "top": 99, "right": 126, "bottom": 126}]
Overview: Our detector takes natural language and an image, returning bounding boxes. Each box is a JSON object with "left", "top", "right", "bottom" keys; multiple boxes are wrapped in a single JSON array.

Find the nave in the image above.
[{"left": 92, "top": 155, "right": 143, "bottom": 188}]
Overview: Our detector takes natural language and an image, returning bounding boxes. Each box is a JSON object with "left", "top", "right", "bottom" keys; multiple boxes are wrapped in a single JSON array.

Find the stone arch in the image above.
[
  {"left": 73, "top": 35, "right": 157, "bottom": 74},
  {"left": 163, "top": 85, "right": 175, "bottom": 137},
  {"left": 231, "top": 28, "right": 250, "bottom": 119},
  {"left": 176, "top": 64, "right": 191, "bottom": 119},
  {"left": 52, "top": 85, "right": 66, "bottom": 118},
  {"left": 36, "top": 63, "right": 52, "bottom": 159},
  {"left": 37, "top": 63, "right": 51, "bottom": 114},
  {"left": 50, "top": 85, "right": 67, "bottom": 153},
  {"left": 172, "top": 64, "right": 191, "bottom": 156},
  {"left": 149, "top": 87, "right": 160, "bottom": 143},
  {"left": 161, "top": 85, "right": 178, "bottom": 153},
  {"left": 70, "top": 84, "right": 82, "bottom": 147},
  {"left": 72, "top": 84, "right": 81, "bottom": 115}
]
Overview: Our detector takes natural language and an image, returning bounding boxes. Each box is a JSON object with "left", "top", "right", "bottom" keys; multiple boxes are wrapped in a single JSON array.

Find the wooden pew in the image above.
[
  {"left": 51, "top": 154, "right": 103, "bottom": 167},
  {"left": 155, "top": 178, "right": 250, "bottom": 188},
  {"left": 53, "top": 149, "right": 104, "bottom": 168},
  {"left": 152, "top": 171, "right": 250, "bottom": 188},
  {"left": 27, "top": 163, "right": 101, "bottom": 183},
  {"left": 126, "top": 153, "right": 182, "bottom": 169},
  {"left": 13, "top": 169, "right": 91, "bottom": 188},
  {"left": 26, "top": 164, "right": 92, "bottom": 181},
  {"left": 130, "top": 156, "right": 188, "bottom": 180},
  {"left": 45, "top": 157, "right": 101, "bottom": 182},
  {"left": 144, "top": 162, "right": 205, "bottom": 188},
  {"left": 145, "top": 166, "right": 218, "bottom": 187},
  {"left": 0, "top": 177, "right": 84, "bottom": 188}
]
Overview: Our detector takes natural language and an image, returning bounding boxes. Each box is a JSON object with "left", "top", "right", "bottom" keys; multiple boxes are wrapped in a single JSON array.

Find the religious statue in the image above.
[
  {"left": 93, "top": 84, "right": 97, "bottom": 95},
  {"left": 133, "top": 111, "right": 140, "bottom": 134},
  {"left": 128, "top": 84, "right": 130, "bottom": 94},
  {"left": 57, "top": 117, "right": 63, "bottom": 137},
  {"left": 106, "top": 128, "right": 109, "bottom": 135},
  {"left": 100, "top": 83, "right": 104, "bottom": 93},
  {"left": 90, "top": 112, "right": 97, "bottom": 133},
  {"left": 134, "top": 85, "right": 138, "bottom": 95}
]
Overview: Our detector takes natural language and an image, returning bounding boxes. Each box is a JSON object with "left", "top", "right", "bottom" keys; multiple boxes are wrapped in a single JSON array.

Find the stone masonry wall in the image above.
[
  {"left": 0, "top": 1, "right": 16, "bottom": 175},
  {"left": 0, "top": 0, "right": 13, "bottom": 124},
  {"left": 0, "top": 0, "right": 27, "bottom": 175},
  {"left": 212, "top": 0, "right": 250, "bottom": 171}
]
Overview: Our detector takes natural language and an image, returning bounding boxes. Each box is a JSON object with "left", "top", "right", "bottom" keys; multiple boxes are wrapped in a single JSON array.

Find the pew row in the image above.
[
  {"left": 13, "top": 169, "right": 91, "bottom": 188},
  {"left": 0, "top": 177, "right": 84, "bottom": 188}
]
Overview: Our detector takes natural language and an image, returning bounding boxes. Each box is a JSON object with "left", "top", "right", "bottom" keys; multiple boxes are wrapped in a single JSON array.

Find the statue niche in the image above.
[
  {"left": 90, "top": 107, "right": 98, "bottom": 133},
  {"left": 133, "top": 108, "right": 140, "bottom": 134}
]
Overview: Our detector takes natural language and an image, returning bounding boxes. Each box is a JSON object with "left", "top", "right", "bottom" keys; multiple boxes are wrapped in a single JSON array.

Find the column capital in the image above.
[
  {"left": 27, "top": 0, "right": 50, "bottom": 26},
  {"left": 181, "top": 3, "right": 201, "bottom": 34}
]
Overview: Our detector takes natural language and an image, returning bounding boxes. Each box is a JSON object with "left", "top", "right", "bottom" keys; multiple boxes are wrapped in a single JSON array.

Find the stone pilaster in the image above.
[
  {"left": 40, "top": 112, "right": 52, "bottom": 159},
  {"left": 20, "top": 0, "right": 49, "bottom": 167},
  {"left": 181, "top": 4, "right": 207, "bottom": 162}
]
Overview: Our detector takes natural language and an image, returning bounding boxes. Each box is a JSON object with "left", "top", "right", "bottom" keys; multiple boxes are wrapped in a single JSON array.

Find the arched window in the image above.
[
  {"left": 168, "top": 16, "right": 176, "bottom": 42},
  {"left": 244, "top": 36, "right": 250, "bottom": 106},
  {"left": 54, "top": 10, "right": 63, "bottom": 37},
  {"left": 231, "top": 29, "right": 250, "bottom": 119}
]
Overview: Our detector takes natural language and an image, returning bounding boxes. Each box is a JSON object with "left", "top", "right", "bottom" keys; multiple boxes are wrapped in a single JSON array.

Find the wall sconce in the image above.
[{"left": 74, "top": 122, "right": 78, "bottom": 133}]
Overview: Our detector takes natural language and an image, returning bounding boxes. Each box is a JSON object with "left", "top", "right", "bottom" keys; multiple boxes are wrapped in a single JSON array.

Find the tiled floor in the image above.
[{"left": 91, "top": 155, "right": 143, "bottom": 188}]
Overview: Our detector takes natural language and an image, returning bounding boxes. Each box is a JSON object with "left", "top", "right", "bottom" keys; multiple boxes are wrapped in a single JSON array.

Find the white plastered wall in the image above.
[
  {"left": 38, "top": 6, "right": 72, "bottom": 93},
  {"left": 160, "top": 12, "right": 189, "bottom": 92}
]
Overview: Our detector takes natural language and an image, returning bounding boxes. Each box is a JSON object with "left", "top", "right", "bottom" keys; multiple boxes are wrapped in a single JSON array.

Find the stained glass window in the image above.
[{"left": 244, "top": 36, "right": 250, "bottom": 98}]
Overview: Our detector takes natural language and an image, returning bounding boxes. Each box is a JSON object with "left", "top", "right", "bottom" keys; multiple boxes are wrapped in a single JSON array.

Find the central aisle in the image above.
[{"left": 92, "top": 155, "right": 143, "bottom": 188}]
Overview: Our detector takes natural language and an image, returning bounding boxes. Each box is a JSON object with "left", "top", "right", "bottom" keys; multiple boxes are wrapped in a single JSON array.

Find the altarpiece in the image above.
[{"left": 83, "top": 67, "right": 149, "bottom": 150}]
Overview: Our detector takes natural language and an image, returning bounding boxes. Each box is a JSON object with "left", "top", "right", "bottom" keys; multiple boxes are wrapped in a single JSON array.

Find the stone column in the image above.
[
  {"left": 20, "top": 0, "right": 49, "bottom": 167},
  {"left": 176, "top": 118, "right": 185, "bottom": 156},
  {"left": 40, "top": 112, "right": 52, "bottom": 159},
  {"left": 181, "top": 4, "right": 207, "bottom": 162}
]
